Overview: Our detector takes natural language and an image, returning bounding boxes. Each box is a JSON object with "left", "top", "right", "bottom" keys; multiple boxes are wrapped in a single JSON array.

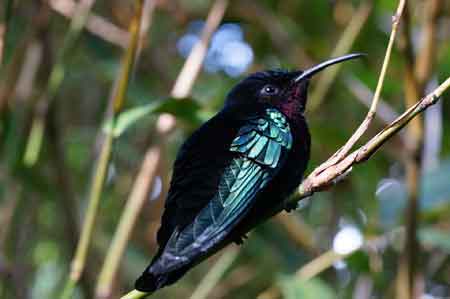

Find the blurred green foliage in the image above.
[{"left": 1, "top": 1, "right": 450, "bottom": 299}]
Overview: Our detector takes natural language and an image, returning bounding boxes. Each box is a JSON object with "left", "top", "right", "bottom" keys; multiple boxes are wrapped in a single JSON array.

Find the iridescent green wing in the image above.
[{"left": 154, "top": 108, "right": 292, "bottom": 272}]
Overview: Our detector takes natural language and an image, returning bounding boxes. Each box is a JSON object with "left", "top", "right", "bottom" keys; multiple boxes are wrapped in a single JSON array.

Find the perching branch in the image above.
[
  {"left": 313, "top": 0, "right": 406, "bottom": 176},
  {"left": 119, "top": 1, "right": 450, "bottom": 298},
  {"left": 284, "top": 76, "right": 450, "bottom": 210}
]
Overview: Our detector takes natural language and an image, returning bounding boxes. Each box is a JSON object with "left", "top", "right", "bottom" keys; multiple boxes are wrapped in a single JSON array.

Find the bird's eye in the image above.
[{"left": 261, "top": 85, "right": 279, "bottom": 96}]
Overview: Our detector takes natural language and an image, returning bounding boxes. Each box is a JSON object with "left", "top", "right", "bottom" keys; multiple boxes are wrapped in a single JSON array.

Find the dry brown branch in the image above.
[
  {"left": 0, "top": 24, "right": 5, "bottom": 65},
  {"left": 136, "top": 0, "right": 156, "bottom": 58}
]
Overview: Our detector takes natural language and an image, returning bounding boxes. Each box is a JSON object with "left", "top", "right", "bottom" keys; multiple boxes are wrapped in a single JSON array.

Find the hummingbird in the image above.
[{"left": 133, "top": 53, "right": 364, "bottom": 294}]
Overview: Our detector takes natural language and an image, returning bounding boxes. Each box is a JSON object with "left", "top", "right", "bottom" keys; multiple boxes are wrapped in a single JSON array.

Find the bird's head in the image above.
[{"left": 225, "top": 53, "right": 364, "bottom": 120}]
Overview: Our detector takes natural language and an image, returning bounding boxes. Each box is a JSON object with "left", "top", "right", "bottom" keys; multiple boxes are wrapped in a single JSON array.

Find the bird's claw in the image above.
[
  {"left": 234, "top": 234, "right": 248, "bottom": 245},
  {"left": 284, "top": 201, "right": 298, "bottom": 213}
]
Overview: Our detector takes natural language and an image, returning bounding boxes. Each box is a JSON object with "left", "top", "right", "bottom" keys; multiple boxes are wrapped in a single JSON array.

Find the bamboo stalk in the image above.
[
  {"left": 95, "top": 148, "right": 160, "bottom": 299},
  {"left": 118, "top": 1, "right": 229, "bottom": 298},
  {"left": 59, "top": 2, "right": 144, "bottom": 298}
]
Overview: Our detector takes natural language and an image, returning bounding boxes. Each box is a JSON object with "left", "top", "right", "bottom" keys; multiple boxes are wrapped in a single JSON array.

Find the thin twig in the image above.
[
  {"left": 60, "top": 2, "right": 144, "bottom": 299},
  {"left": 0, "top": 24, "right": 5, "bottom": 66},
  {"left": 136, "top": 0, "right": 156, "bottom": 58},
  {"left": 313, "top": 0, "right": 406, "bottom": 176}
]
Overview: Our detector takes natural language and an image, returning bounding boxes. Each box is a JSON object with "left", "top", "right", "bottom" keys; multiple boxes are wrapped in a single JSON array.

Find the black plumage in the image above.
[{"left": 134, "top": 54, "right": 363, "bottom": 293}]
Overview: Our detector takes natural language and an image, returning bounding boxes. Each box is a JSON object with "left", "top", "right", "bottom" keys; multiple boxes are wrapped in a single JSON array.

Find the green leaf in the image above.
[
  {"left": 153, "top": 97, "right": 207, "bottom": 125},
  {"left": 103, "top": 97, "right": 208, "bottom": 137},
  {"left": 419, "top": 227, "right": 450, "bottom": 253},
  {"left": 104, "top": 101, "right": 159, "bottom": 137},
  {"left": 279, "top": 276, "right": 335, "bottom": 299}
]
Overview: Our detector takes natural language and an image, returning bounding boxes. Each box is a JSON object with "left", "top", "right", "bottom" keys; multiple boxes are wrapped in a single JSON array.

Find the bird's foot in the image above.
[
  {"left": 234, "top": 234, "right": 248, "bottom": 245},
  {"left": 284, "top": 201, "right": 298, "bottom": 213}
]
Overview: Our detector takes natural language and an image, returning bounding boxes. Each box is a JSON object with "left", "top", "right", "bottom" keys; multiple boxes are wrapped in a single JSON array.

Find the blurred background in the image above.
[{"left": 1, "top": 0, "right": 450, "bottom": 299}]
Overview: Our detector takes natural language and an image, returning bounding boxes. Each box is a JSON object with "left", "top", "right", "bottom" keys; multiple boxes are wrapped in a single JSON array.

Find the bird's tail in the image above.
[{"left": 134, "top": 264, "right": 190, "bottom": 293}]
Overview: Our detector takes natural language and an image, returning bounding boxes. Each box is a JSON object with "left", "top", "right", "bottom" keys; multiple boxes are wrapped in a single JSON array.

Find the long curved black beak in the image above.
[{"left": 294, "top": 53, "right": 365, "bottom": 82}]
